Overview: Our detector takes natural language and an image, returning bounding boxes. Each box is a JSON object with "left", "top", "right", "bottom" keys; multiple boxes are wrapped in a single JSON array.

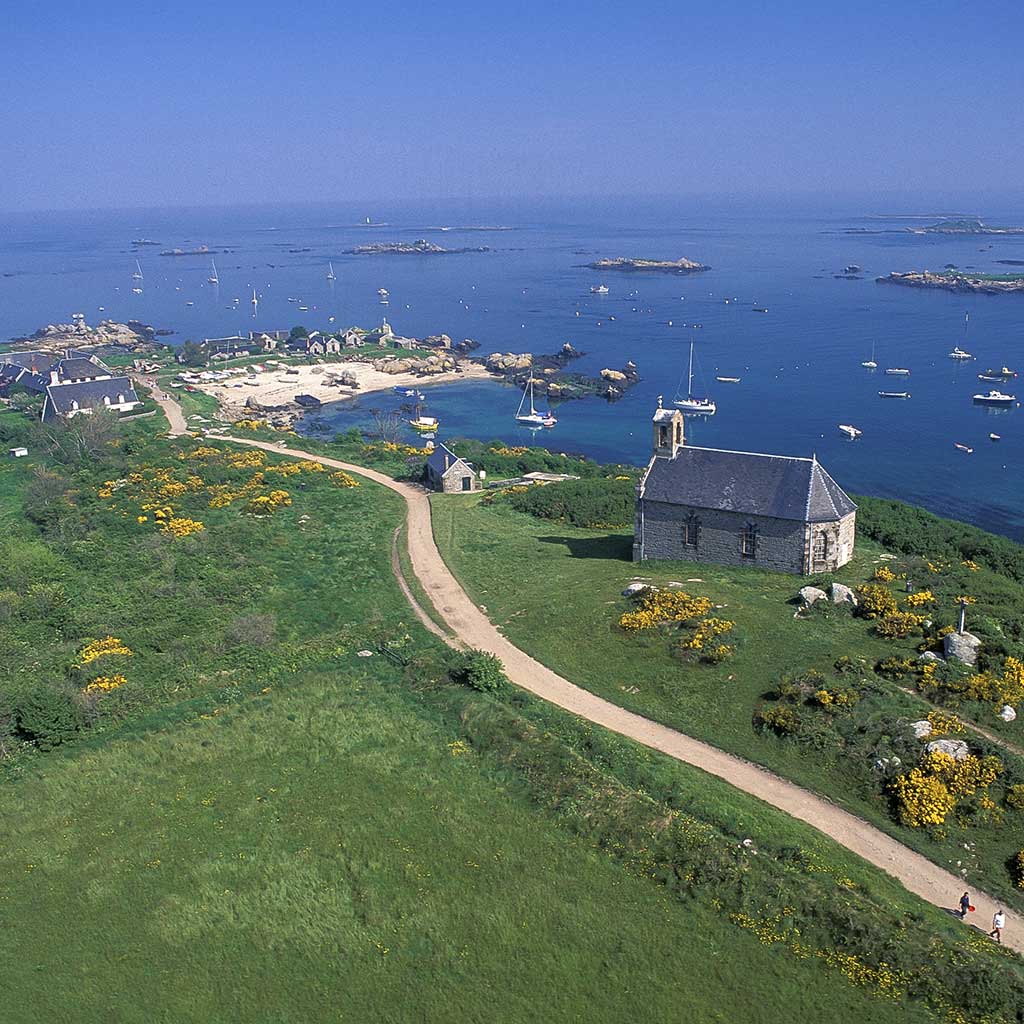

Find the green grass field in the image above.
[
  {"left": 431, "top": 494, "right": 1024, "bottom": 911},
  {"left": 0, "top": 416, "right": 964, "bottom": 1023}
]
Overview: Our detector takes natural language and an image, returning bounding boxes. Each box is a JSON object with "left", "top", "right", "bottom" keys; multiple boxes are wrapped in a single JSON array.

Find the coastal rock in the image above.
[
  {"left": 1000, "top": 705, "right": 1017, "bottom": 723},
  {"left": 918, "top": 650, "right": 942, "bottom": 663},
  {"left": 348, "top": 239, "right": 489, "bottom": 256},
  {"left": 798, "top": 586, "right": 828, "bottom": 606},
  {"left": 622, "top": 583, "right": 650, "bottom": 597},
  {"left": 422, "top": 334, "right": 453, "bottom": 349},
  {"left": 376, "top": 358, "right": 416, "bottom": 374},
  {"left": 586, "top": 256, "right": 710, "bottom": 274},
  {"left": 600, "top": 368, "right": 628, "bottom": 383},
  {"left": 912, "top": 720, "right": 933, "bottom": 739},
  {"left": 877, "top": 270, "right": 1024, "bottom": 295},
  {"left": 944, "top": 630, "right": 981, "bottom": 666},
  {"left": 485, "top": 352, "right": 533, "bottom": 372},
  {"left": 926, "top": 739, "right": 970, "bottom": 761},
  {"left": 829, "top": 583, "right": 858, "bottom": 606}
]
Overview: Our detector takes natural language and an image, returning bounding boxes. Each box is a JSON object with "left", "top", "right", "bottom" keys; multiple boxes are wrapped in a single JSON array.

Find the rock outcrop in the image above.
[
  {"left": 926, "top": 739, "right": 970, "bottom": 761},
  {"left": 798, "top": 586, "right": 828, "bottom": 606},
  {"left": 829, "top": 583, "right": 858, "bottom": 606},
  {"left": 1000, "top": 705, "right": 1017, "bottom": 723},
  {"left": 944, "top": 631, "right": 981, "bottom": 666},
  {"left": 586, "top": 256, "right": 710, "bottom": 274}
]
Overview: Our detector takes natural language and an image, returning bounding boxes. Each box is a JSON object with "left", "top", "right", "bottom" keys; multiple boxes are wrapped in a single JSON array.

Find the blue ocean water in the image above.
[{"left": 1, "top": 198, "right": 1022, "bottom": 540}]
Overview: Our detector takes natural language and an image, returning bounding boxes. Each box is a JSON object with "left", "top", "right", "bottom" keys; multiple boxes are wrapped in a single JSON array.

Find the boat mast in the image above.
[{"left": 688, "top": 338, "right": 694, "bottom": 398}]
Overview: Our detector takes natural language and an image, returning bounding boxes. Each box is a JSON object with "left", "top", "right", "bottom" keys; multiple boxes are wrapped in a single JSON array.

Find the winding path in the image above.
[{"left": 203, "top": 423, "right": 1021, "bottom": 952}]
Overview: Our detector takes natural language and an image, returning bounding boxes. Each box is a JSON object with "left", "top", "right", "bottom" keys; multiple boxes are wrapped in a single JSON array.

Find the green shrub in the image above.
[
  {"left": 448, "top": 650, "right": 508, "bottom": 693},
  {"left": 1005, "top": 784, "right": 1024, "bottom": 811},
  {"left": 15, "top": 687, "right": 84, "bottom": 750},
  {"left": 833, "top": 655, "right": 866, "bottom": 676},
  {"left": 504, "top": 478, "right": 635, "bottom": 529},
  {"left": 757, "top": 704, "right": 804, "bottom": 736}
]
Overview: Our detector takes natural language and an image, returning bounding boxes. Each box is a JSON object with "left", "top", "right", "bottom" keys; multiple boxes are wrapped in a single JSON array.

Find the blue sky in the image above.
[{"left": 2, "top": 0, "right": 1022, "bottom": 211}]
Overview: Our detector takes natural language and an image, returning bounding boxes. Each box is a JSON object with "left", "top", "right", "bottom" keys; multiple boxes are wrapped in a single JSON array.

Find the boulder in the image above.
[
  {"left": 1000, "top": 705, "right": 1017, "bottom": 723},
  {"left": 600, "top": 368, "right": 628, "bottom": 382},
  {"left": 943, "top": 630, "right": 981, "bottom": 666},
  {"left": 798, "top": 586, "right": 827, "bottom": 606},
  {"left": 485, "top": 352, "right": 532, "bottom": 372},
  {"left": 918, "top": 650, "right": 942, "bottom": 663},
  {"left": 926, "top": 738, "right": 970, "bottom": 761},
  {"left": 829, "top": 583, "right": 858, "bottom": 606},
  {"left": 911, "top": 720, "right": 933, "bottom": 739},
  {"left": 622, "top": 583, "right": 650, "bottom": 597}
]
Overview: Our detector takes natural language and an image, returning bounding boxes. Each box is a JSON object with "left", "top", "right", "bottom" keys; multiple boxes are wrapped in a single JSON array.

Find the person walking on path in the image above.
[
  {"left": 959, "top": 892, "right": 972, "bottom": 919},
  {"left": 990, "top": 909, "right": 1006, "bottom": 943}
]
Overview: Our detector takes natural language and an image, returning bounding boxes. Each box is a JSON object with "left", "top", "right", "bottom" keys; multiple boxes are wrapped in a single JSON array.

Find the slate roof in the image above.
[
  {"left": 426, "top": 442, "right": 473, "bottom": 477},
  {"left": 642, "top": 446, "right": 856, "bottom": 523},
  {"left": 53, "top": 357, "right": 109, "bottom": 380},
  {"left": 42, "top": 378, "right": 140, "bottom": 421},
  {"left": 0, "top": 350, "right": 53, "bottom": 373}
]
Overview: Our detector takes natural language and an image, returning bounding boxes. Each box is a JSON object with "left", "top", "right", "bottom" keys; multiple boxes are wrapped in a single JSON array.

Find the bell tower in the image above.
[{"left": 652, "top": 397, "right": 684, "bottom": 458}]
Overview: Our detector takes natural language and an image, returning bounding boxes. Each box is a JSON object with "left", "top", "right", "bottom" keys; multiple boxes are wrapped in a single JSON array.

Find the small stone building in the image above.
[
  {"left": 425, "top": 443, "right": 480, "bottom": 493},
  {"left": 634, "top": 404, "right": 856, "bottom": 575}
]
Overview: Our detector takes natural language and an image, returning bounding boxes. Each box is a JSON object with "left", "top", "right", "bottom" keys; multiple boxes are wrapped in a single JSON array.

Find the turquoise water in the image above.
[{"left": 1, "top": 199, "right": 1022, "bottom": 539}]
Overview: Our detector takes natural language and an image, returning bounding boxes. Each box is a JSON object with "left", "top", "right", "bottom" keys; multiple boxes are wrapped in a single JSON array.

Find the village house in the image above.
[
  {"left": 425, "top": 442, "right": 480, "bottom": 493},
  {"left": 633, "top": 403, "right": 856, "bottom": 575}
]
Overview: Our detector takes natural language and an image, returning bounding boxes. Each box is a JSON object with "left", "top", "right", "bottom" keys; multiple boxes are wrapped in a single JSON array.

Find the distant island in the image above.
[
  {"left": 876, "top": 270, "right": 1024, "bottom": 294},
  {"left": 847, "top": 217, "right": 1024, "bottom": 236},
  {"left": 347, "top": 239, "right": 490, "bottom": 255},
  {"left": 160, "top": 245, "right": 215, "bottom": 256},
  {"left": 584, "top": 256, "right": 710, "bottom": 274}
]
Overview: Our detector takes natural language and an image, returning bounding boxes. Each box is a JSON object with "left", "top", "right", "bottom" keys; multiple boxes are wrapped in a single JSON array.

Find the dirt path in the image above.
[
  {"left": 219, "top": 433, "right": 1023, "bottom": 954},
  {"left": 136, "top": 376, "right": 188, "bottom": 437}
]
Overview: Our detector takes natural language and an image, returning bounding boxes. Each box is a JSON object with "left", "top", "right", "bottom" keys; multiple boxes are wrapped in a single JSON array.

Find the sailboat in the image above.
[
  {"left": 326, "top": 261, "right": 336, "bottom": 281},
  {"left": 861, "top": 342, "right": 877, "bottom": 369},
  {"left": 409, "top": 400, "right": 440, "bottom": 432},
  {"left": 515, "top": 375, "right": 556, "bottom": 427},
  {"left": 674, "top": 338, "right": 716, "bottom": 415},
  {"left": 250, "top": 288, "right": 258, "bottom": 318},
  {"left": 132, "top": 260, "right": 143, "bottom": 281},
  {"left": 949, "top": 312, "right": 974, "bottom": 360},
  {"left": 208, "top": 260, "right": 219, "bottom": 285}
]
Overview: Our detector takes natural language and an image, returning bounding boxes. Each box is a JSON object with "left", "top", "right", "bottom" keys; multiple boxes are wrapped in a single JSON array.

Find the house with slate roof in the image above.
[
  {"left": 425, "top": 442, "right": 480, "bottom": 493},
  {"left": 634, "top": 402, "right": 856, "bottom": 575}
]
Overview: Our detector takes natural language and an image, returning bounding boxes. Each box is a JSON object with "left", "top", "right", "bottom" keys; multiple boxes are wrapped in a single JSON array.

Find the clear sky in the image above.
[{"left": 2, "top": 0, "right": 1022, "bottom": 212}]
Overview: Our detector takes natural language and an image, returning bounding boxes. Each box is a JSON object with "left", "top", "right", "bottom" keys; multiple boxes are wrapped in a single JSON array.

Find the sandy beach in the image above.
[{"left": 190, "top": 359, "right": 494, "bottom": 418}]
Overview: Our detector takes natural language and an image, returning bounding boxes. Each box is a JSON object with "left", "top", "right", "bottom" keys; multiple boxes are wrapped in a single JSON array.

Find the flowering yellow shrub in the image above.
[
  {"left": 926, "top": 710, "right": 964, "bottom": 737},
  {"left": 855, "top": 583, "right": 898, "bottom": 619},
  {"left": 226, "top": 449, "right": 266, "bottom": 469},
  {"left": 265, "top": 461, "right": 302, "bottom": 477},
  {"left": 187, "top": 446, "right": 223, "bottom": 459},
  {"left": 873, "top": 565, "right": 896, "bottom": 582},
  {"left": 962, "top": 559, "right": 980, "bottom": 572},
  {"left": 162, "top": 517, "right": 205, "bottom": 539},
  {"left": 812, "top": 688, "right": 860, "bottom": 709},
  {"left": 77, "top": 636, "right": 133, "bottom": 666},
  {"left": 619, "top": 590, "right": 714, "bottom": 632},
  {"left": 679, "top": 617, "right": 735, "bottom": 651},
  {"left": 83, "top": 674, "right": 128, "bottom": 694},
  {"left": 963, "top": 656, "right": 1024, "bottom": 707},
  {"left": 874, "top": 611, "right": 925, "bottom": 639},
  {"left": 490, "top": 445, "right": 529, "bottom": 456},
  {"left": 1006, "top": 785, "right": 1024, "bottom": 811},
  {"left": 904, "top": 590, "right": 935, "bottom": 607},
  {"left": 136, "top": 515, "right": 148, "bottom": 523},
  {"left": 1014, "top": 850, "right": 1024, "bottom": 889},
  {"left": 330, "top": 471, "right": 360, "bottom": 488},
  {"left": 891, "top": 769, "right": 956, "bottom": 827},
  {"left": 298, "top": 460, "right": 324, "bottom": 473},
  {"left": 233, "top": 419, "right": 266, "bottom": 431},
  {"left": 921, "top": 750, "right": 1002, "bottom": 799},
  {"left": 245, "top": 490, "right": 292, "bottom": 515}
]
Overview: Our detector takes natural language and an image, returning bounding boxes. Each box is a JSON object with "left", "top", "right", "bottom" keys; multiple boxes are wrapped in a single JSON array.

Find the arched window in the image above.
[
  {"left": 813, "top": 532, "right": 829, "bottom": 569},
  {"left": 740, "top": 522, "right": 758, "bottom": 559},
  {"left": 681, "top": 512, "right": 701, "bottom": 547}
]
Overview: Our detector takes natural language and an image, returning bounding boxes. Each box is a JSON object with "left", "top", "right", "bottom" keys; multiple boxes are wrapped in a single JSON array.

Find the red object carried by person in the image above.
[{"left": 969, "top": 905, "right": 976, "bottom": 913}]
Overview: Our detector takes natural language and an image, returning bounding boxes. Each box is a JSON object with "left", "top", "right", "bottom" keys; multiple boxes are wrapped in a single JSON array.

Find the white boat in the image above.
[
  {"left": 954, "top": 443, "right": 974, "bottom": 454},
  {"left": 326, "top": 261, "right": 336, "bottom": 281},
  {"left": 409, "top": 414, "right": 440, "bottom": 432},
  {"left": 673, "top": 338, "right": 716, "bottom": 415},
  {"left": 879, "top": 390, "right": 911, "bottom": 399},
  {"left": 838, "top": 424, "right": 862, "bottom": 439},
  {"left": 715, "top": 376, "right": 741, "bottom": 383},
  {"left": 131, "top": 286, "right": 143, "bottom": 294},
  {"left": 979, "top": 366, "right": 1018, "bottom": 380},
  {"left": 990, "top": 433, "right": 1001, "bottom": 441},
  {"left": 132, "top": 260, "right": 143, "bottom": 281},
  {"left": 378, "top": 287, "right": 389, "bottom": 299},
  {"left": 251, "top": 288, "right": 258, "bottom": 318},
  {"left": 515, "top": 375, "right": 557, "bottom": 427},
  {"left": 884, "top": 367, "right": 911, "bottom": 376},
  {"left": 861, "top": 342, "right": 877, "bottom": 369},
  {"left": 949, "top": 312, "right": 973, "bottom": 360},
  {"left": 591, "top": 284, "right": 609, "bottom": 294},
  {"left": 972, "top": 389, "right": 1016, "bottom": 406},
  {"left": 208, "top": 259, "right": 219, "bottom": 285}
]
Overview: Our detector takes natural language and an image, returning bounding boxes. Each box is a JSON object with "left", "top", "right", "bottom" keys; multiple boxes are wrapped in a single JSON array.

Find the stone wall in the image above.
[
  {"left": 427, "top": 464, "right": 479, "bottom": 493},
  {"left": 636, "top": 499, "right": 808, "bottom": 574},
  {"left": 807, "top": 512, "right": 856, "bottom": 572}
]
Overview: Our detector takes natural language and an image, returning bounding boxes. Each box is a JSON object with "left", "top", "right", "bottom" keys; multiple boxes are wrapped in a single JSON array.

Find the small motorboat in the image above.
[
  {"left": 715, "top": 376, "right": 741, "bottom": 383},
  {"left": 885, "top": 367, "right": 911, "bottom": 376},
  {"left": 972, "top": 390, "right": 1016, "bottom": 406},
  {"left": 954, "top": 443, "right": 974, "bottom": 454},
  {"left": 990, "top": 433, "right": 1002, "bottom": 441},
  {"left": 838, "top": 424, "right": 862, "bottom": 439},
  {"left": 978, "top": 373, "right": 1008, "bottom": 382},
  {"left": 409, "top": 415, "right": 439, "bottom": 432},
  {"left": 393, "top": 386, "right": 425, "bottom": 399},
  {"left": 879, "top": 391, "right": 911, "bottom": 399},
  {"left": 979, "top": 366, "right": 1018, "bottom": 379},
  {"left": 590, "top": 284, "right": 609, "bottom": 294},
  {"left": 949, "top": 346, "right": 973, "bottom": 360}
]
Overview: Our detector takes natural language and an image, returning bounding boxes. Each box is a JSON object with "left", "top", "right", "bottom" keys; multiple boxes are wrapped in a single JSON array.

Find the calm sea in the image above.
[{"left": 1, "top": 198, "right": 1022, "bottom": 540}]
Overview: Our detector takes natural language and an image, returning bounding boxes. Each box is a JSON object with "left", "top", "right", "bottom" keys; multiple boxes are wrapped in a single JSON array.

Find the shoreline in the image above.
[{"left": 190, "top": 358, "right": 494, "bottom": 419}]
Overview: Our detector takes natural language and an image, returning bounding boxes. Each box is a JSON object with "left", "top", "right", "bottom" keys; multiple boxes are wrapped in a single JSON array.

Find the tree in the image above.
[
  {"left": 289, "top": 325, "right": 309, "bottom": 341},
  {"left": 368, "top": 408, "right": 404, "bottom": 444},
  {"left": 34, "top": 409, "right": 119, "bottom": 466},
  {"left": 179, "top": 340, "right": 207, "bottom": 367}
]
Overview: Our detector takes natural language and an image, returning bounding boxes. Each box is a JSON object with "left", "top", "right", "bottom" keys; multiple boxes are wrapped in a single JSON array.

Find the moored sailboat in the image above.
[
  {"left": 515, "top": 374, "right": 556, "bottom": 428},
  {"left": 673, "top": 338, "right": 716, "bottom": 415}
]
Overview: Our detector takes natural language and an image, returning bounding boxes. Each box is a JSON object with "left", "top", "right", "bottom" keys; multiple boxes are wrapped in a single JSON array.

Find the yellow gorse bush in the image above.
[
  {"left": 330, "top": 471, "right": 360, "bottom": 488},
  {"left": 233, "top": 419, "right": 266, "bottom": 431},
  {"left": 904, "top": 590, "right": 935, "bottom": 607},
  {"left": 161, "top": 517, "right": 205, "bottom": 539},
  {"left": 76, "top": 636, "right": 133, "bottom": 666},
  {"left": 83, "top": 674, "right": 128, "bottom": 695},
  {"left": 873, "top": 565, "right": 897, "bottom": 583},
  {"left": 619, "top": 590, "right": 714, "bottom": 632},
  {"left": 892, "top": 748, "right": 1003, "bottom": 827},
  {"left": 679, "top": 617, "right": 735, "bottom": 651},
  {"left": 926, "top": 710, "right": 964, "bottom": 737}
]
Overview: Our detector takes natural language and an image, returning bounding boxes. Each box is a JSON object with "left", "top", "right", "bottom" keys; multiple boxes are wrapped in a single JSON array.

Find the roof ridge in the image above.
[
  {"left": 683, "top": 444, "right": 814, "bottom": 463},
  {"left": 811, "top": 461, "right": 839, "bottom": 520}
]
